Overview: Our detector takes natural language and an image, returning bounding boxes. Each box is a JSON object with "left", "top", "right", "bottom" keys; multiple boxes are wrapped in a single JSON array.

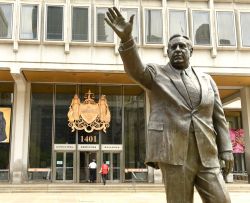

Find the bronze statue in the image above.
[{"left": 105, "top": 7, "right": 234, "bottom": 203}]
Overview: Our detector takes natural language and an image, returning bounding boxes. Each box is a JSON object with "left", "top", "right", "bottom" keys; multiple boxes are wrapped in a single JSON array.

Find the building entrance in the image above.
[
  {"left": 54, "top": 151, "right": 75, "bottom": 182},
  {"left": 29, "top": 84, "right": 146, "bottom": 183},
  {"left": 102, "top": 152, "right": 121, "bottom": 183},
  {"left": 52, "top": 144, "right": 123, "bottom": 183},
  {"left": 79, "top": 151, "right": 97, "bottom": 183}
]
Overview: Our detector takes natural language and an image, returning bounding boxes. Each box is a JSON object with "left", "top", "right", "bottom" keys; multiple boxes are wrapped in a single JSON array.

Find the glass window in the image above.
[
  {"left": 0, "top": 4, "right": 13, "bottom": 39},
  {"left": 240, "top": 12, "right": 250, "bottom": 47},
  {"left": 0, "top": 83, "right": 13, "bottom": 181},
  {"left": 145, "top": 9, "right": 163, "bottom": 44},
  {"left": 121, "top": 8, "right": 139, "bottom": 43},
  {"left": 72, "top": 7, "right": 89, "bottom": 41},
  {"left": 55, "top": 85, "right": 76, "bottom": 144},
  {"left": 192, "top": 10, "right": 211, "bottom": 45},
  {"left": 216, "top": 11, "right": 236, "bottom": 46},
  {"left": 100, "top": 86, "right": 122, "bottom": 144},
  {"left": 0, "top": 83, "right": 13, "bottom": 106},
  {"left": 20, "top": 5, "right": 38, "bottom": 40},
  {"left": 169, "top": 10, "right": 187, "bottom": 37},
  {"left": 29, "top": 84, "right": 53, "bottom": 170},
  {"left": 124, "top": 86, "right": 146, "bottom": 181},
  {"left": 96, "top": 7, "right": 114, "bottom": 43},
  {"left": 46, "top": 5, "right": 63, "bottom": 40}
]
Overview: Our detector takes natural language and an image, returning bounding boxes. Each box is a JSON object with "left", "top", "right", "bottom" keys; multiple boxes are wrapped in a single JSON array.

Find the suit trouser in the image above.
[{"left": 159, "top": 131, "right": 231, "bottom": 203}]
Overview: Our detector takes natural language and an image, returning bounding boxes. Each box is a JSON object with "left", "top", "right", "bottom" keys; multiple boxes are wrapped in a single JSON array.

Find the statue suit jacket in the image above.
[{"left": 119, "top": 39, "right": 232, "bottom": 169}]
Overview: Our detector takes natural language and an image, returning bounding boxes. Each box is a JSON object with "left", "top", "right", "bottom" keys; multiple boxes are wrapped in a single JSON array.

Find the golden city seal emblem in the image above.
[{"left": 67, "top": 90, "right": 111, "bottom": 133}]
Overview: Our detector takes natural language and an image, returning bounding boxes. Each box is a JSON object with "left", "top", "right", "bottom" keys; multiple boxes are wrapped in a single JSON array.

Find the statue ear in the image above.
[
  {"left": 189, "top": 47, "right": 193, "bottom": 57},
  {"left": 167, "top": 48, "right": 170, "bottom": 57}
]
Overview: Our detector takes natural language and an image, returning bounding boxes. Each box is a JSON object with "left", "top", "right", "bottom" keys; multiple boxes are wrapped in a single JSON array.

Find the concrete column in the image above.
[
  {"left": 9, "top": 68, "right": 30, "bottom": 183},
  {"left": 240, "top": 87, "right": 250, "bottom": 183}
]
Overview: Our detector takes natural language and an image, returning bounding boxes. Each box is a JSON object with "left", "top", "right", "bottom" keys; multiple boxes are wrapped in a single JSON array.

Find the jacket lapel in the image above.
[
  {"left": 163, "top": 64, "right": 192, "bottom": 108},
  {"left": 192, "top": 68, "right": 207, "bottom": 108}
]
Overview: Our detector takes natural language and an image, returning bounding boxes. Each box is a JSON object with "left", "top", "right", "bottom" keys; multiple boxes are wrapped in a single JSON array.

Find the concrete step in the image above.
[
  {"left": 0, "top": 183, "right": 249, "bottom": 193},
  {"left": 0, "top": 184, "right": 165, "bottom": 193}
]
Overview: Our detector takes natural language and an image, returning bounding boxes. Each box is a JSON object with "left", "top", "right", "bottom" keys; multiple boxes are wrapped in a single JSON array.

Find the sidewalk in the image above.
[
  {"left": 0, "top": 182, "right": 249, "bottom": 203},
  {"left": 0, "top": 191, "right": 249, "bottom": 203}
]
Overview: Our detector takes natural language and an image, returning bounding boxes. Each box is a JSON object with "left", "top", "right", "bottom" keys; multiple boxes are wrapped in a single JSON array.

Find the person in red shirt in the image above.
[{"left": 100, "top": 161, "right": 109, "bottom": 185}]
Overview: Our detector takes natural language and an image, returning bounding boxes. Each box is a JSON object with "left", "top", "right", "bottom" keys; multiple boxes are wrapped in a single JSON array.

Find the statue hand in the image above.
[
  {"left": 105, "top": 7, "right": 134, "bottom": 43},
  {"left": 219, "top": 151, "right": 234, "bottom": 175}
]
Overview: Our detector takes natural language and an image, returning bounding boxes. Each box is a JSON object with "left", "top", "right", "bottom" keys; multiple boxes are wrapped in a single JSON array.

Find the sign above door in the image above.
[{"left": 67, "top": 90, "right": 111, "bottom": 133}]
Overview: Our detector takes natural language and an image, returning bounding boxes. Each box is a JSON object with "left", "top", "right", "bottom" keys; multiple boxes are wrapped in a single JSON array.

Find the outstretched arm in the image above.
[{"left": 105, "top": 7, "right": 155, "bottom": 89}]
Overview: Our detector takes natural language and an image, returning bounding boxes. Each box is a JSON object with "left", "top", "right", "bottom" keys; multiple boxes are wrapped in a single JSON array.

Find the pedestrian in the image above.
[
  {"left": 88, "top": 159, "right": 97, "bottom": 183},
  {"left": 99, "top": 161, "right": 109, "bottom": 185},
  {"left": 105, "top": 7, "right": 233, "bottom": 203}
]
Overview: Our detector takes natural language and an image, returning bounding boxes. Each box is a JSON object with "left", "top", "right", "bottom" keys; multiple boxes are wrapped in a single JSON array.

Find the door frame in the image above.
[
  {"left": 77, "top": 150, "right": 100, "bottom": 183},
  {"left": 101, "top": 151, "right": 122, "bottom": 183},
  {"left": 53, "top": 150, "right": 76, "bottom": 183}
]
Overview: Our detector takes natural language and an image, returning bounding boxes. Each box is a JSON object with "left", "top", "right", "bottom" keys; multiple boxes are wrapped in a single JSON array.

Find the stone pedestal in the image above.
[{"left": 154, "top": 169, "right": 163, "bottom": 184}]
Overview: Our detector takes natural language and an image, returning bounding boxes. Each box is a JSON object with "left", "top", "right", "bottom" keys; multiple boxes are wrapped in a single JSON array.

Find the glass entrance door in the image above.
[
  {"left": 79, "top": 152, "right": 97, "bottom": 183},
  {"left": 54, "top": 152, "right": 75, "bottom": 182},
  {"left": 102, "top": 152, "right": 121, "bottom": 182}
]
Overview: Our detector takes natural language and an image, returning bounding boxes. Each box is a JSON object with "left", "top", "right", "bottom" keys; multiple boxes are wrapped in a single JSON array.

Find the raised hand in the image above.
[{"left": 105, "top": 7, "right": 134, "bottom": 43}]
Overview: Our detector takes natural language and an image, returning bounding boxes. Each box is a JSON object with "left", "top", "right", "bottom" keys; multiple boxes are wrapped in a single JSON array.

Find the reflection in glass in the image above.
[
  {"left": 124, "top": 86, "right": 146, "bottom": 181},
  {"left": 121, "top": 8, "right": 139, "bottom": 43},
  {"left": 96, "top": 8, "right": 114, "bottom": 42},
  {"left": 20, "top": 5, "right": 38, "bottom": 40},
  {"left": 240, "top": 12, "right": 250, "bottom": 47},
  {"left": 56, "top": 153, "right": 63, "bottom": 180},
  {"left": 0, "top": 4, "right": 13, "bottom": 39},
  {"left": 0, "top": 83, "right": 13, "bottom": 106},
  {"left": 169, "top": 10, "right": 187, "bottom": 37},
  {"left": 192, "top": 11, "right": 210, "bottom": 45},
  {"left": 55, "top": 85, "right": 76, "bottom": 144},
  {"left": 66, "top": 153, "right": 73, "bottom": 180},
  {"left": 101, "top": 86, "right": 122, "bottom": 144},
  {"left": 113, "top": 153, "right": 120, "bottom": 180},
  {"left": 29, "top": 84, "right": 53, "bottom": 169},
  {"left": 72, "top": 7, "right": 88, "bottom": 41},
  {"left": 46, "top": 6, "right": 63, "bottom": 40},
  {"left": 0, "top": 83, "right": 13, "bottom": 181},
  {"left": 216, "top": 11, "right": 236, "bottom": 46},
  {"left": 145, "top": 9, "right": 163, "bottom": 44}
]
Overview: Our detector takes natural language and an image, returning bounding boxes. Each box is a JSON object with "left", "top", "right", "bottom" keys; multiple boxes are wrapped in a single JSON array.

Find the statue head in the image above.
[{"left": 167, "top": 34, "right": 193, "bottom": 70}]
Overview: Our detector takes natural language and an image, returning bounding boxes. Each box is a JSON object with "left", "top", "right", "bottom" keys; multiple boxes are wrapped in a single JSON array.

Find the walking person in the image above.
[
  {"left": 100, "top": 161, "right": 109, "bottom": 185},
  {"left": 88, "top": 159, "right": 97, "bottom": 183}
]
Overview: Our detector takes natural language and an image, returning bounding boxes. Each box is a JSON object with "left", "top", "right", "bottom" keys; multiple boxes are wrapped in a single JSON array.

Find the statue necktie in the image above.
[{"left": 180, "top": 70, "right": 201, "bottom": 108}]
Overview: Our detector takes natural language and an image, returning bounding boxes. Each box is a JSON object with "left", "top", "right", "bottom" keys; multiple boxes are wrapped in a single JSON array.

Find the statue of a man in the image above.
[{"left": 105, "top": 7, "right": 234, "bottom": 203}]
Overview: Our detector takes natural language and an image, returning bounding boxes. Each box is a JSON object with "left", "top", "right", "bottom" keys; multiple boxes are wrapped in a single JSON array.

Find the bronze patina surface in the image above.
[{"left": 105, "top": 7, "right": 234, "bottom": 203}]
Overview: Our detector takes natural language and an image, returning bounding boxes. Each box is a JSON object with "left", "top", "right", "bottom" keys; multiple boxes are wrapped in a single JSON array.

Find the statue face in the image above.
[{"left": 167, "top": 37, "right": 192, "bottom": 70}]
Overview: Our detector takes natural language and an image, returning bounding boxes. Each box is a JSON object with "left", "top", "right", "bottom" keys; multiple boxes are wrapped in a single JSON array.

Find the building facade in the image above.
[{"left": 0, "top": 0, "right": 250, "bottom": 184}]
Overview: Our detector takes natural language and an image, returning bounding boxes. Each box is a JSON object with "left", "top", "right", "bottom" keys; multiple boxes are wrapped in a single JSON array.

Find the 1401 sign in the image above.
[{"left": 80, "top": 135, "right": 97, "bottom": 143}]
